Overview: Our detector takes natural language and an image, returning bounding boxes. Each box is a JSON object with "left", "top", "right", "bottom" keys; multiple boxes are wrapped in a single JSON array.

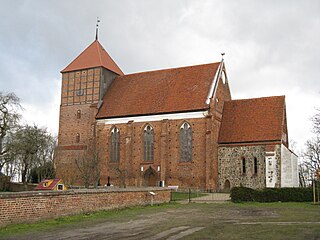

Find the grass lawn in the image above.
[
  {"left": 0, "top": 202, "right": 319, "bottom": 239},
  {"left": 171, "top": 190, "right": 208, "bottom": 201}
]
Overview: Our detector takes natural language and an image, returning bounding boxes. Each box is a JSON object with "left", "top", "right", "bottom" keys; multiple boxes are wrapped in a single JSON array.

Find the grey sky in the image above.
[{"left": 0, "top": 0, "right": 319, "bottom": 151}]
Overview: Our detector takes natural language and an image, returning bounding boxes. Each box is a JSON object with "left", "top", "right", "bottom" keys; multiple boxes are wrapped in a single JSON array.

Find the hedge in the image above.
[{"left": 230, "top": 187, "right": 314, "bottom": 202}]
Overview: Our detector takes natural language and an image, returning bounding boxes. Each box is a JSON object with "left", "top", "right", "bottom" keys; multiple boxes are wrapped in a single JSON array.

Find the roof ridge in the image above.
[
  {"left": 118, "top": 62, "right": 220, "bottom": 78},
  {"left": 226, "top": 95, "right": 285, "bottom": 103},
  {"left": 96, "top": 40, "right": 103, "bottom": 66}
]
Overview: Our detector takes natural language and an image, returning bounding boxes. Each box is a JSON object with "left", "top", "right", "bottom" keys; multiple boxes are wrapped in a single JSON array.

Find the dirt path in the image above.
[{"left": 5, "top": 203, "right": 320, "bottom": 240}]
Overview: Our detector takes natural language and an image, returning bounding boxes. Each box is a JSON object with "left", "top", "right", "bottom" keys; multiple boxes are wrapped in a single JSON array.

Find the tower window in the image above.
[
  {"left": 143, "top": 125, "right": 154, "bottom": 161},
  {"left": 180, "top": 122, "right": 192, "bottom": 162},
  {"left": 254, "top": 157, "right": 258, "bottom": 175},
  {"left": 76, "top": 110, "right": 81, "bottom": 119},
  {"left": 110, "top": 127, "right": 120, "bottom": 162},
  {"left": 76, "top": 89, "right": 84, "bottom": 96},
  {"left": 76, "top": 133, "right": 80, "bottom": 143},
  {"left": 242, "top": 157, "right": 246, "bottom": 174}
]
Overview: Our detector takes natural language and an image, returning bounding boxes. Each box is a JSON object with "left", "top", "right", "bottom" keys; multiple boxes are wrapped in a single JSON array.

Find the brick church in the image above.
[{"left": 55, "top": 39, "right": 298, "bottom": 191}]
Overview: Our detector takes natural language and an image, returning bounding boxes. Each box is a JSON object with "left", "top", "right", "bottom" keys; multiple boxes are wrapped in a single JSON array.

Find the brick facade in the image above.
[
  {"left": 96, "top": 74, "right": 231, "bottom": 190},
  {"left": 56, "top": 65, "right": 231, "bottom": 189},
  {"left": 56, "top": 67, "right": 119, "bottom": 184}
]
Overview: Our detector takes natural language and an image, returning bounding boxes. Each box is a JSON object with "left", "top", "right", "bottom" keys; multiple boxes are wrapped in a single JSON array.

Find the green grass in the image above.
[
  {"left": 171, "top": 191, "right": 208, "bottom": 201},
  {"left": 187, "top": 202, "right": 320, "bottom": 240},
  {"left": 0, "top": 203, "right": 180, "bottom": 239}
]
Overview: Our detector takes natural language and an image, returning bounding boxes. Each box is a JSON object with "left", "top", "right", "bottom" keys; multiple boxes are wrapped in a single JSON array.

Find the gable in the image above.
[
  {"left": 218, "top": 96, "right": 286, "bottom": 144},
  {"left": 96, "top": 62, "right": 220, "bottom": 119}
]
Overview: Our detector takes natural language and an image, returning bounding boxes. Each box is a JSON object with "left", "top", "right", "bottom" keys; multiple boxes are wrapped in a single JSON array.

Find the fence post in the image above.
[
  {"left": 313, "top": 179, "right": 316, "bottom": 204},
  {"left": 188, "top": 188, "right": 191, "bottom": 203}
]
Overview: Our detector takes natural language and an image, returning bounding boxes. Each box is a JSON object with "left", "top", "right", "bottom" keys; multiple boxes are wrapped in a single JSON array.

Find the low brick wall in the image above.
[{"left": 0, "top": 187, "right": 170, "bottom": 227}]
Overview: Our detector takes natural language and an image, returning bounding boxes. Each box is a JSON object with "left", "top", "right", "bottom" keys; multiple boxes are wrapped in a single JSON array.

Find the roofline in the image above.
[
  {"left": 96, "top": 107, "right": 209, "bottom": 120},
  {"left": 96, "top": 109, "right": 209, "bottom": 125},
  {"left": 61, "top": 40, "right": 97, "bottom": 73},
  {"left": 115, "top": 62, "right": 221, "bottom": 78},
  {"left": 206, "top": 60, "right": 223, "bottom": 104},
  {"left": 218, "top": 139, "right": 282, "bottom": 145},
  {"left": 224, "top": 95, "right": 285, "bottom": 103},
  {"left": 60, "top": 65, "right": 121, "bottom": 75},
  {"left": 60, "top": 40, "right": 124, "bottom": 75}
]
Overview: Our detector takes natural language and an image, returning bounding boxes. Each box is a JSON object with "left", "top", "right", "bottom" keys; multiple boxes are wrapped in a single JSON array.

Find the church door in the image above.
[
  {"left": 224, "top": 180, "right": 231, "bottom": 192},
  {"left": 148, "top": 172, "right": 157, "bottom": 186},
  {"left": 143, "top": 167, "right": 158, "bottom": 186}
]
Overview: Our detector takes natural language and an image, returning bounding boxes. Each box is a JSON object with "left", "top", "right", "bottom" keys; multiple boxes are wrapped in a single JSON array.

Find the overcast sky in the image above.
[{"left": 0, "top": 0, "right": 319, "bottom": 152}]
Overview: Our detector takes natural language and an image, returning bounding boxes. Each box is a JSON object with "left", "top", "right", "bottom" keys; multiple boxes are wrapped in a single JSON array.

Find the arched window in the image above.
[
  {"left": 242, "top": 157, "right": 246, "bottom": 174},
  {"left": 254, "top": 157, "right": 258, "bottom": 175},
  {"left": 143, "top": 125, "right": 154, "bottom": 161},
  {"left": 76, "top": 133, "right": 80, "bottom": 143},
  {"left": 180, "top": 122, "right": 192, "bottom": 162},
  {"left": 110, "top": 127, "right": 120, "bottom": 162}
]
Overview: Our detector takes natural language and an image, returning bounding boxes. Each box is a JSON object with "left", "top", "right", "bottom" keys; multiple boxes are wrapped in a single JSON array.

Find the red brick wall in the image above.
[
  {"left": 56, "top": 67, "right": 119, "bottom": 185},
  {"left": 0, "top": 188, "right": 170, "bottom": 227},
  {"left": 98, "top": 118, "right": 209, "bottom": 189}
]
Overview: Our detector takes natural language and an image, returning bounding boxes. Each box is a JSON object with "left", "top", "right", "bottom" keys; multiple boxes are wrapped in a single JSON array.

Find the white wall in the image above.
[
  {"left": 281, "top": 144, "right": 299, "bottom": 187},
  {"left": 291, "top": 150, "right": 299, "bottom": 187},
  {"left": 266, "top": 155, "right": 277, "bottom": 188}
]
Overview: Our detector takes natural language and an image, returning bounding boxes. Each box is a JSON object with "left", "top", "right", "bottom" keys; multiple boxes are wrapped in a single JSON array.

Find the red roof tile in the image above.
[
  {"left": 218, "top": 96, "right": 285, "bottom": 144},
  {"left": 35, "top": 179, "right": 61, "bottom": 190},
  {"left": 96, "top": 62, "right": 220, "bottom": 118},
  {"left": 61, "top": 40, "right": 123, "bottom": 75}
]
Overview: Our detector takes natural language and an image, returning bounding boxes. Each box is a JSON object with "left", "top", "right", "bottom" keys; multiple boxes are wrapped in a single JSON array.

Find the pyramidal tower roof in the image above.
[{"left": 61, "top": 40, "right": 123, "bottom": 75}]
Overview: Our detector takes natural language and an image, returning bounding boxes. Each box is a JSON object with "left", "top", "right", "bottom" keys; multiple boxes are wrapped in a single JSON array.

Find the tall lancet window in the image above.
[
  {"left": 180, "top": 122, "right": 192, "bottom": 162},
  {"left": 143, "top": 125, "right": 154, "bottom": 161},
  {"left": 110, "top": 127, "right": 120, "bottom": 162}
]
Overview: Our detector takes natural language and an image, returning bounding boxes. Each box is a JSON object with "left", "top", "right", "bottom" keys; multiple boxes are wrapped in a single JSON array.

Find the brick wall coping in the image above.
[{"left": 0, "top": 187, "right": 170, "bottom": 199}]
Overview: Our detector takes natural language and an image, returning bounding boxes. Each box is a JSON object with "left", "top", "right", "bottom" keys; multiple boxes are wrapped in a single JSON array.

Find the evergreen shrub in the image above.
[{"left": 230, "top": 187, "right": 313, "bottom": 202}]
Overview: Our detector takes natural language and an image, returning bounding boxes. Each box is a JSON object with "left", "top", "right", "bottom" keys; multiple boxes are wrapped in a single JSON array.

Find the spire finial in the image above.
[
  {"left": 221, "top": 52, "right": 225, "bottom": 61},
  {"left": 95, "top": 17, "right": 100, "bottom": 41}
]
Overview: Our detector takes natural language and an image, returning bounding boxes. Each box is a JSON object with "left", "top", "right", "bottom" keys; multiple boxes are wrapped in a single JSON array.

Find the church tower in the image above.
[{"left": 55, "top": 39, "right": 123, "bottom": 184}]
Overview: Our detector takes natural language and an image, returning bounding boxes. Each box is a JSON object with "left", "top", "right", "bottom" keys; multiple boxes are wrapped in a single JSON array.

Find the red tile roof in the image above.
[
  {"left": 218, "top": 96, "right": 285, "bottom": 144},
  {"left": 61, "top": 40, "right": 123, "bottom": 75},
  {"left": 35, "top": 179, "right": 61, "bottom": 190},
  {"left": 96, "top": 62, "right": 220, "bottom": 118}
]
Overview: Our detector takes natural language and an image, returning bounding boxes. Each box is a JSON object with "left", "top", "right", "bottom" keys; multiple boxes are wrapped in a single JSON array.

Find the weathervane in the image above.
[
  {"left": 221, "top": 52, "right": 225, "bottom": 60},
  {"left": 95, "top": 17, "right": 100, "bottom": 41}
]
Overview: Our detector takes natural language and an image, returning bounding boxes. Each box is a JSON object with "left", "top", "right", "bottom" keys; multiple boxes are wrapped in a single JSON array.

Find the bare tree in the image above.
[
  {"left": 7, "top": 125, "right": 53, "bottom": 184},
  {"left": 302, "top": 109, "right": 320, "bottom": 181},
  {"left": 312, "top": 109, "right": 320, "bottom": 135},
  {"left": 0, "top": 92, "right": 22, "bottom": 174},
  {"left": 75, "top": 139, "right": 100, "bottom": 188},
  {"left": 303, "top": 137, "right": 320, "bottom": 178},
  {"left": 29, "top": 135, "right": 57, "bottom": 183},
  {"left": 114, "top": 167, "right": 128, "bottom": 188}
]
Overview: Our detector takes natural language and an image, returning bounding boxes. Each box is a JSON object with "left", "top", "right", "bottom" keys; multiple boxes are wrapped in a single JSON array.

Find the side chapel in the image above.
[{"left": 55, "top": 38, "right": 298, "bottom": 191}]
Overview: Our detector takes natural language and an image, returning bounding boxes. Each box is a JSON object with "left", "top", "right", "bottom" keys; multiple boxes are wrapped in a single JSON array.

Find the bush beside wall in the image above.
[{"left": 230, "top": 187, "right": 313, "bottom": 202}]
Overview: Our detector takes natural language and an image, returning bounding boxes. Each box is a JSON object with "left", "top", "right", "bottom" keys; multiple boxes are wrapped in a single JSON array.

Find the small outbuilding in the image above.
[{"left": 35, "top": 179, "right": 67, "bottom": 191}]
